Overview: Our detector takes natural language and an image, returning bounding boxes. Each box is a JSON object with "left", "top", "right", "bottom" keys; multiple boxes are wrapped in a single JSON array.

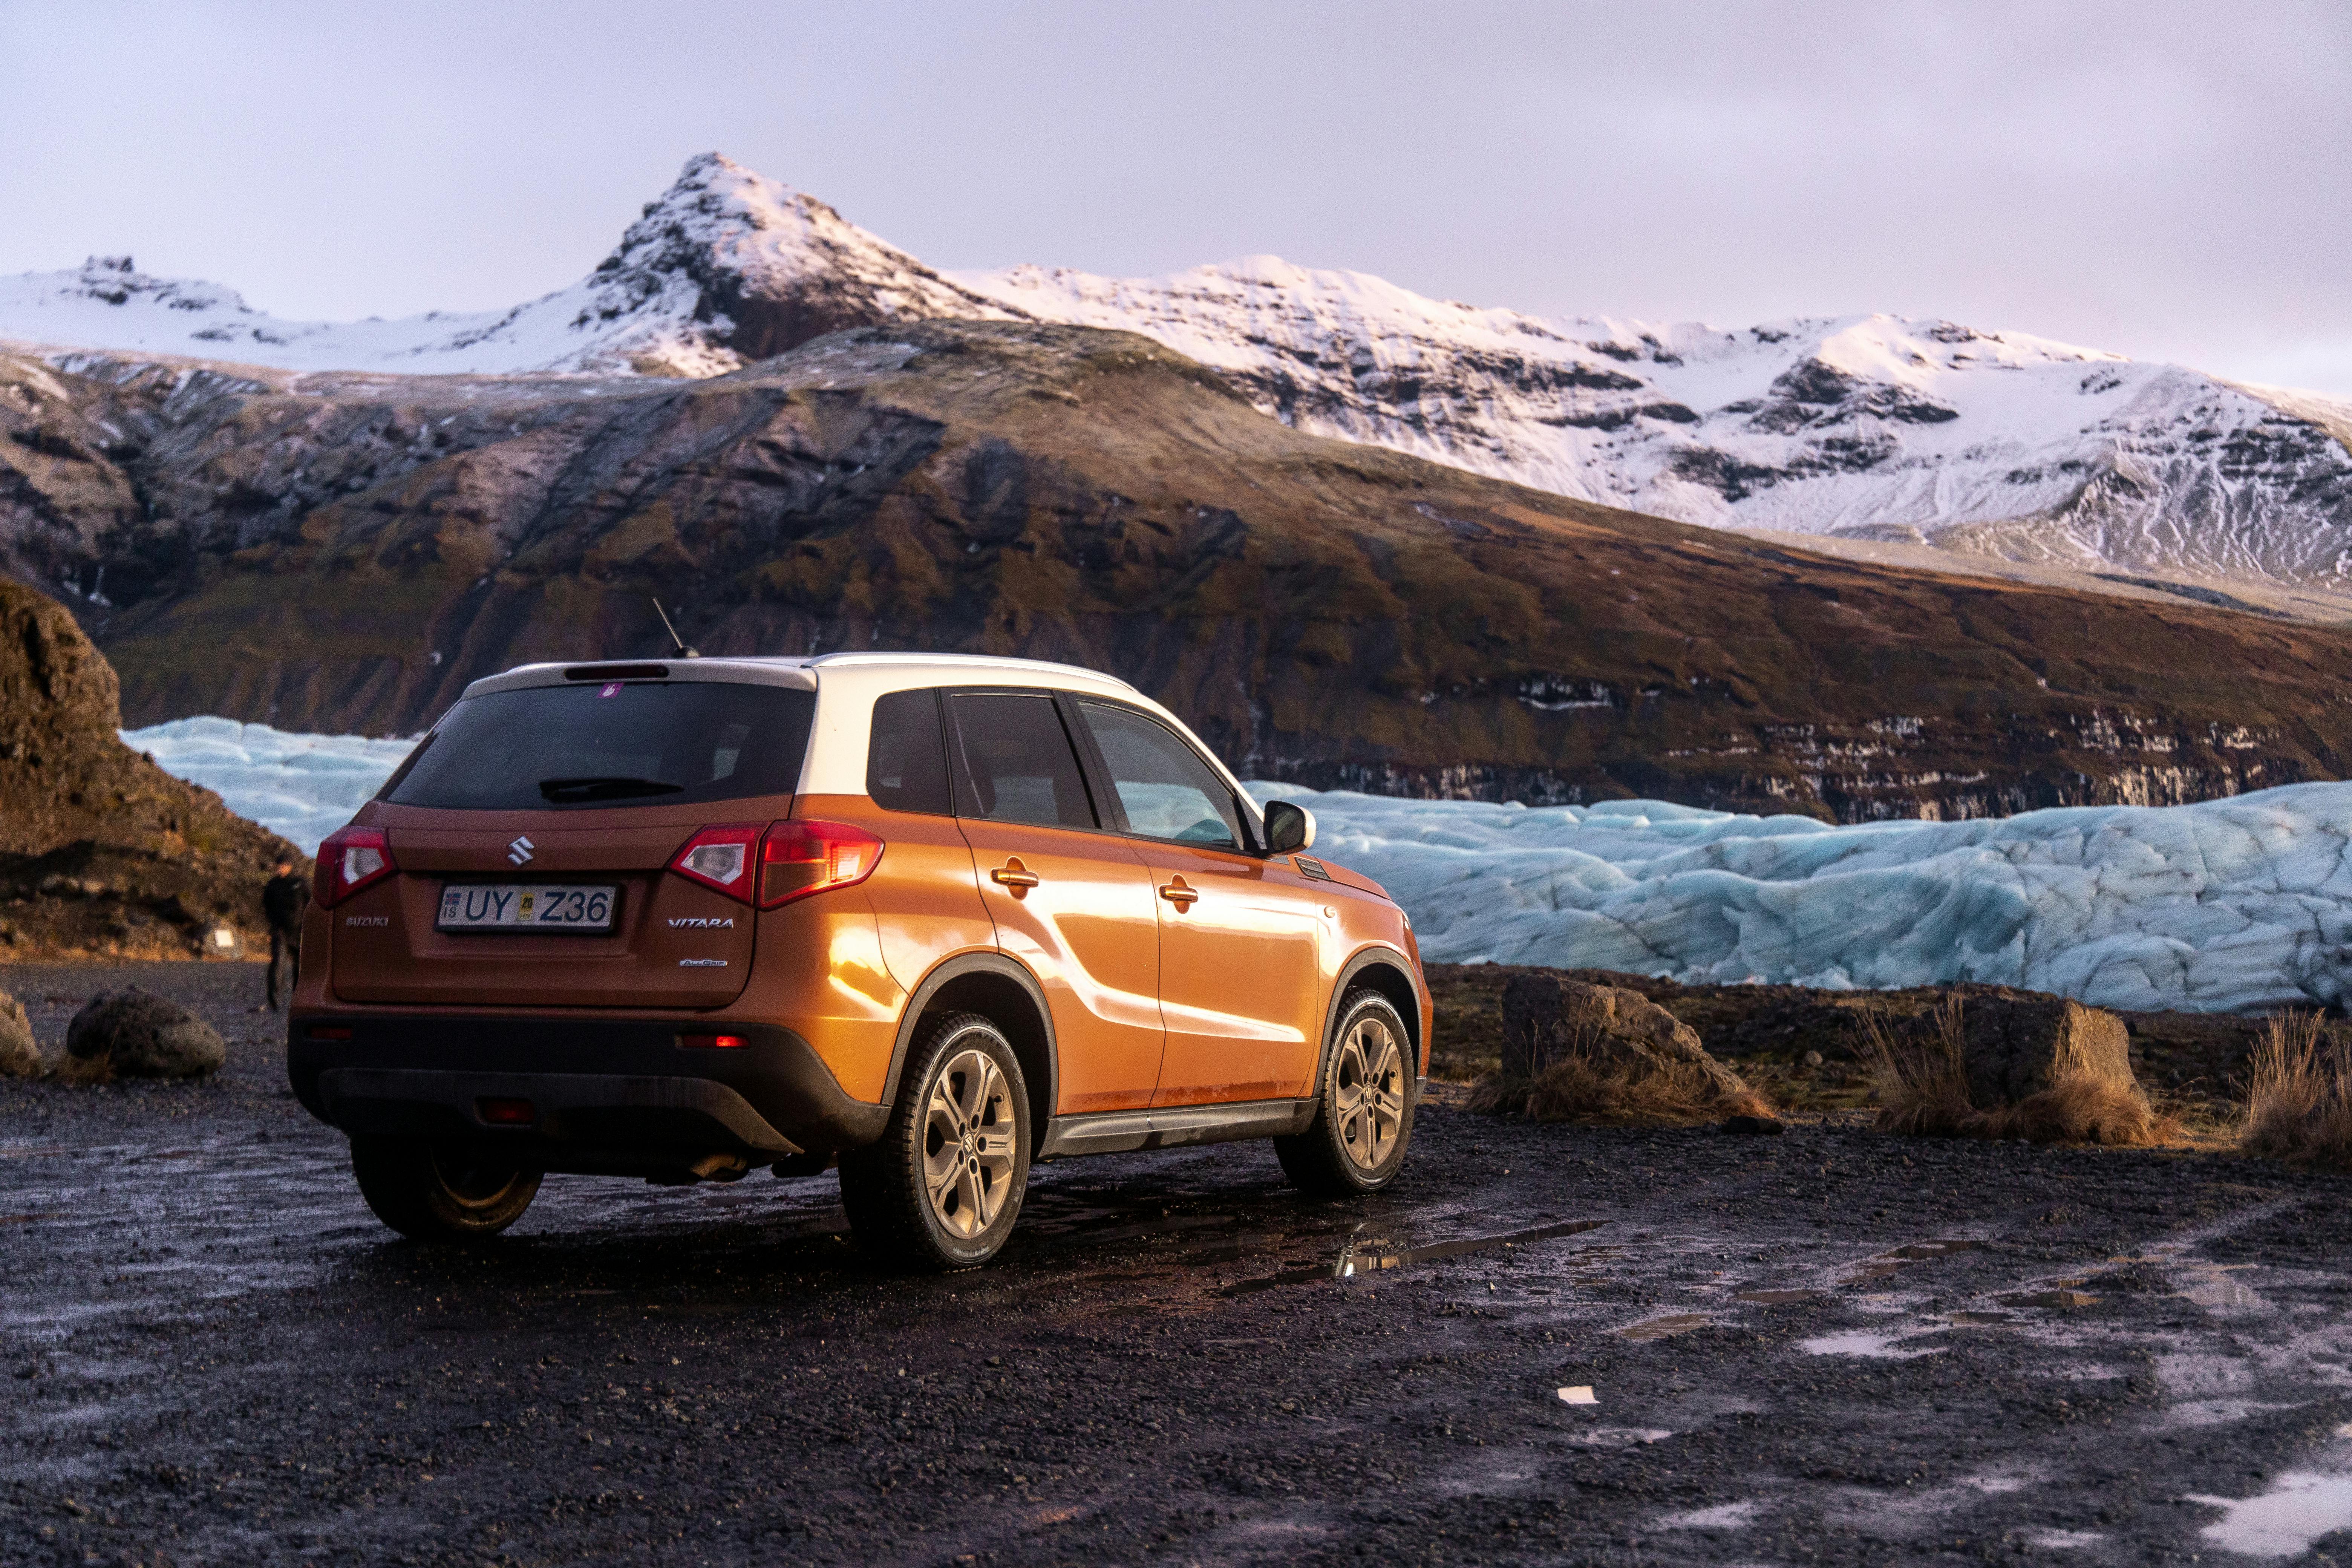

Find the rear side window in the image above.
[
  {"left": 1075, "top": 700, "right": 1244, "bottom": 849},
  {"left": 867, "top": 689, "right": 952, "bottom": 814},
  {"left": 382, "top": 682, "right": 815, "bottom": 810},
  {"left": 947, "top": 693, "right": 1097, "bottom": 829}
]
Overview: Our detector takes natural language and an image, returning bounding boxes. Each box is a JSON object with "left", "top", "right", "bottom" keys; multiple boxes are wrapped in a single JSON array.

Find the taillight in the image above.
[
  {"left": 678, "top": 1033, "right": 747, "bottom": 1050},
  {"left": 757, "top": 820, "right": 884, "bottom": 908},
  {"left": 668, "top": 823, "right": 763, "bottom": 900},
  {"left": 315, "top": 824, "right": 396, "bottom": 908},
  {"left": 668, "top": 821, "right": 884, "bottom": 907}
]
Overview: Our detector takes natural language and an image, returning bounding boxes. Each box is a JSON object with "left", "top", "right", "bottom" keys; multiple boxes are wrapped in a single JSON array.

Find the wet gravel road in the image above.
[{"left": 6, "top": 963, "right": 2352, "bottom": 1567}]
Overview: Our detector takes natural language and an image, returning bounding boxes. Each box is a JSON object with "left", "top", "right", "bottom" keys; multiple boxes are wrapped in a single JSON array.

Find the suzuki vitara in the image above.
[{"left": 288, "top": 653, "right": 1427, "bottom": 1269}]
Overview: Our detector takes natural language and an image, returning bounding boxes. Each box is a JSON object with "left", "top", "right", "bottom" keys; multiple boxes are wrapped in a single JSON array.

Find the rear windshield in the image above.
[{"left": 381, "top": 681, "right": 815, "bottom": 811}]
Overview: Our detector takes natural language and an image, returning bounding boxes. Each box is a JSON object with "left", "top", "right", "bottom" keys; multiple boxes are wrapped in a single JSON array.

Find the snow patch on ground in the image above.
[{"left": 118, "top": 717, "right": 2352, "bottom": 1014}]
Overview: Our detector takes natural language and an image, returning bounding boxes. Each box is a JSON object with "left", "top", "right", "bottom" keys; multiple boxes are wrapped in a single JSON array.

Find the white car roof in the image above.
[{"left": 453, "top": 651, "right": 1249, "bottom": 814}]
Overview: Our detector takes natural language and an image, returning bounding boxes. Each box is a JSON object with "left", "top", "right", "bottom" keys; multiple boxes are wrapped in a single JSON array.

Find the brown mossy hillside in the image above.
[
  {"left": 0, "top": 579, "right": 300, "bottom": 957},
  {"left": 21, "top": 323, "right": 2352, "bottom": 818}
]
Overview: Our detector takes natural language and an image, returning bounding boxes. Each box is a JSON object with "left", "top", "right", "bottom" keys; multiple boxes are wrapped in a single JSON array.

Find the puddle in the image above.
[
  {"left": 1335, "top": 1219, "right": 1609, "bottom": 1277},
  {"left": 1846, "top": 1240, "right": 1980, "bottom": 1281},
  {"left": 2000, "top": 1290, "right": 2100, "bottom": 1310},
  {"left": 1570, "top": 1427, "right": 1674, "bottom": 1448},
  {"left": 1660, "top": 1501, "right": 1759, "bottom": 1530},
  {"left": 1799, "top": 1331, "right": 1946, "bottom": 1360},
  {"left": 1617, "top": 1314, "right": 1711, "bottom": 1341},
  {"left": 1735, "top": 1289, "right": 1824, "bottom": 1305},
  {"left": 2183, "top": 1272, "right": 2268, "bottom": 1311},
  {"left": 1223, "top": 1218, "right": 1607, "bottom": 1295},
  {"left": 1944, "top": 1311, "right": 2015, "bottom": 1326},
  {"left": 2024, "top": 1529, "right": 2105, "bottom": 1549},
  {"left": 2187, "top": 1472, "right": 2352, "bottom": 1558}
]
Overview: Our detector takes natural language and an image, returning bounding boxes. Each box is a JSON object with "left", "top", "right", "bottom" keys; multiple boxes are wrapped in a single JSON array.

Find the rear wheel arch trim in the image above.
[{"left": 881, "top": 952, "right": 1058, "bottom": 1152}]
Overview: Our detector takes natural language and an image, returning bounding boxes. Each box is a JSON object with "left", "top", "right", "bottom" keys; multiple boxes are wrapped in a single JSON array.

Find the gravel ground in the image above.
[{"left": 5, "top": 962, "right": 2352, "bottom": 1566}]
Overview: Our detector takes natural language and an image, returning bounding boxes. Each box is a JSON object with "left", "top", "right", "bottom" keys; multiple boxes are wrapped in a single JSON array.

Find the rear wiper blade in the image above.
[{"left": 537, "top": 775, "right": 684, "bottom": 802}]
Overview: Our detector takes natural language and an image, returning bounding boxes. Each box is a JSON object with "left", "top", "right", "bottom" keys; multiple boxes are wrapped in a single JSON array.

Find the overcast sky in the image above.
[{"left": 4, "top": 0, "right": 2348, "bottom": 394}]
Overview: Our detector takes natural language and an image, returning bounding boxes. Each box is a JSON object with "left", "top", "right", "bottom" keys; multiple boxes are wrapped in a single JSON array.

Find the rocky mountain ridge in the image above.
[
  {"left": 10, "top": 319, "right": 2352, "bottom": 823},
  {"left": 5, "top": 153, "right": 2349, "bottom": 590}
]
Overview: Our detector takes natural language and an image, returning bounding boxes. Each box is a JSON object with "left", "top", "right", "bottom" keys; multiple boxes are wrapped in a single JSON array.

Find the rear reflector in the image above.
[
  {"left": 306, "top": 1026, "right": 354, "bottom": 1041},
  {"left": 678, "top": 1032, "right": 747, "bottom": 1050},
  {"left": 477, "top": 1097, "right": 535, "bottom": 1125}
]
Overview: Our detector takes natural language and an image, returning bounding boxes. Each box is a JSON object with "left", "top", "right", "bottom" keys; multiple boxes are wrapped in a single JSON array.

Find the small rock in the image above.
[
  {"left": 1801, "top": 1050, "right": 1825, "bottom": 1068},
  {"left": 0, "top": 990, "right": 38, "bottom": 1078},
  {"left": 1720, "top": 1113, "right": 1785, "bottom": 1135},
  {"left": 62, "top": 988, "right": 225, "bottom": 1081}
]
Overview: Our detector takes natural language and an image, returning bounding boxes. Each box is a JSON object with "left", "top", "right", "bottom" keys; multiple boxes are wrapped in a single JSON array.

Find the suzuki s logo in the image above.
[
  {"left": 507, "top": 836, "right": 535, "bottom": 867},
  {"left": 668, "top": 917, "right": 736, "bottom": 929}
]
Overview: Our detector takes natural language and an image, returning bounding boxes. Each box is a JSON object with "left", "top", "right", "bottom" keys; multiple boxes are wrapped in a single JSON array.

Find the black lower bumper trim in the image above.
[{"left": 288, "top": 1014, "right": 889, "bottom": 1168}]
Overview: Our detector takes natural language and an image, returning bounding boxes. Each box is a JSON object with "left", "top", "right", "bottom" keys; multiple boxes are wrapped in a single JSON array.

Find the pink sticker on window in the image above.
[{"left": 598, "top": 682, "right": 622, "bottom": 698}]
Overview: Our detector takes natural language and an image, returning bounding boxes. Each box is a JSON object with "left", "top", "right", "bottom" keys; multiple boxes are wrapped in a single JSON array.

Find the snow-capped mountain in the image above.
[
  {"left": 6, "top": 153, "right": 2350, "bottom": 588},
  {"left": 0, "top": 154, "right": 1019, "bottom": 378}
]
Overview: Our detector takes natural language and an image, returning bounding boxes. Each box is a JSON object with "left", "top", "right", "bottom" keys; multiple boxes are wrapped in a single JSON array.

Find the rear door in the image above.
[
  {"left": 1068, "top": 698, "right": 1326, "bottom": 1107},
  {"left": 943, "top": 689, "right": 1165, "bottom": 1115},
  {"left": 328, "top": 674, "right": 812, "bottom": 1010}
]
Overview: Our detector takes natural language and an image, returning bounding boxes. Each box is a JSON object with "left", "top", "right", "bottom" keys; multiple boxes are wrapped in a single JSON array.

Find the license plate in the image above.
[{"left": 436, "top": 884, "right": 619, "bottom": 933}]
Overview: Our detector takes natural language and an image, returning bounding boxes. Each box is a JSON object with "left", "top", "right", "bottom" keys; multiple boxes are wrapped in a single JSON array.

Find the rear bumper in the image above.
[{"left": 287, "top": 1013, "right": 890, "bottom": 1174}]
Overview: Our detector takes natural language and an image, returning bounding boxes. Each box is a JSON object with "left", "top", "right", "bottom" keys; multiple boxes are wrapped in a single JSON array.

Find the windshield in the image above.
[{"left": 381, "top": 681, "right": 815, "bottom": 811}]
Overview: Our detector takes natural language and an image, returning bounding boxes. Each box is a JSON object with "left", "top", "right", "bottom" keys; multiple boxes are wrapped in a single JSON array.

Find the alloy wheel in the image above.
[
  {"left": 922, "top": 1048, "right": 1017, "bottom": 1238},
  {"left": 1333, "top": 1016, "right": 1407, "bottom": 1172}
]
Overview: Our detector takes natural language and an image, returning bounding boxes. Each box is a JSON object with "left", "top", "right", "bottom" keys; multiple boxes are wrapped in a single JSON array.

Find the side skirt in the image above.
[{"left": 1037, "top": 1098, "right": 1316, "bottom": 1160}]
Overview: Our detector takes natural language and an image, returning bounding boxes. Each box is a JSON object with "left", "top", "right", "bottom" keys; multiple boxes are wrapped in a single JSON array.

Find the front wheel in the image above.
[
  {"left": 350, "top": 1137, "right": 541, "bottom": 1242},
  {"left": 839, "top": 1013, "right": 1031, "bottom": 1271},
  {"left": 1276, "top": 990, "right": 1416, "bottom": 1196}
]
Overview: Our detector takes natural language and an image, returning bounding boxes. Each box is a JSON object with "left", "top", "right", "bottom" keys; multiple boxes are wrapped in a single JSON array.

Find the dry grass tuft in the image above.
[
  {"left": 2239, "top": 1012, "right": 2352, "bottom": 1169},
  {"left": 1469, "top": 1029, "right": 1776, "bottom": 1126},
  {"left": 1856, "top": 996, "right": 2165, "bottom": 1146}
]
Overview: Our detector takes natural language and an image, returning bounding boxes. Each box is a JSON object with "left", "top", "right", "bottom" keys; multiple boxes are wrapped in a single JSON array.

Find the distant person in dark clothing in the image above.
[{"left": 263, "top": 860, "right": 309, "bottom": 1009}]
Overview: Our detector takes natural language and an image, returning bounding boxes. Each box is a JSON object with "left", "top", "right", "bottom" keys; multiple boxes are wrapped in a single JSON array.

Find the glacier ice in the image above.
[
  {"left": 1243, "top": 784, "right": 2352, "bottom": 1015},
  {"left": 123, "top": 718, "right": 419, "bottom": 858},
  {"left": 120, "top": 716, "right": 2352, "bottom": 1014}
]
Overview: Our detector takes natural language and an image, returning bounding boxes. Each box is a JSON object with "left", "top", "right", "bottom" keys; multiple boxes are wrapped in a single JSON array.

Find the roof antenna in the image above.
[{"left": 651, "top": 597, "right": 699, "bottom": 659}]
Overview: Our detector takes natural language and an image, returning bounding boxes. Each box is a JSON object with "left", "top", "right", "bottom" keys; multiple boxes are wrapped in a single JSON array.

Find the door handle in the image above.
[
  {"left": 1158, "top": 875, "right": 1198, "bottom": 909},
  {"left": 991, "top": 858, "right": 1041, "bottom": 892}
]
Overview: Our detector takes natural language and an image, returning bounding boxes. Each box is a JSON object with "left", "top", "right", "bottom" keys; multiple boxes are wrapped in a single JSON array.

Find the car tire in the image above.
[
  {"left": 349, "top": 1137, "right": 541, "bottom": 1242},
  {"left": 839, "top": 1012, "right": 1031, "bottom": 1271},
  {"left": 1276, "top": 989, "right": 1416, "bottom": 1196}
]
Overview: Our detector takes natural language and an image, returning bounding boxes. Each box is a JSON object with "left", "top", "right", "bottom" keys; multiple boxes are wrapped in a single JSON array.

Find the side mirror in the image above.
[{"left": 1264, "top": 800, "right": 1317, "bottom": 855}]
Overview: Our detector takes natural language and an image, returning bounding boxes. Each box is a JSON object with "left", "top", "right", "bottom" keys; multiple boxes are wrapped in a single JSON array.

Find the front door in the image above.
[
  {"left": 944, "top": 690, "right": 1165, "bottom": 1115},
  {"left": 1068, "top": 698, "right": 1326, "bottom": 1107}
]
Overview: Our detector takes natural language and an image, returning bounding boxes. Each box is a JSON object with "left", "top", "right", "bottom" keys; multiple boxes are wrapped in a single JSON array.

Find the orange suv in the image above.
[{"left": 288, "top": 653, "right": 1428, "bottom": 1268}]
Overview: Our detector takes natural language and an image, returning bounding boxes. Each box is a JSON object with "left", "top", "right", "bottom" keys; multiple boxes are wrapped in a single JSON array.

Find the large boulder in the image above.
[
  {"left": 1865, "top": 990, "right": 2155, "bottom": 1144},
  {"left": 1502, "top": 972, "right": 1753, "bottom": 1098},
  {"left": 1490, "top": 971, "right": 1767, "bottom": 1122},
  {"left": 0, "top": 989, "right": 38, "bottom": 1078},
  {"left": 61, "top": 988, "right": 224, "bottom": 1081},
  {"left": 1951, "top": 992, "right": 2132, "bottom": 1106}
]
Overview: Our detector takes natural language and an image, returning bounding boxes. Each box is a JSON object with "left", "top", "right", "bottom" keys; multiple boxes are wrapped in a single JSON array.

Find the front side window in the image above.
[
  {"left": 947, "top": 693, "right": 1098, "bottom": 830},
  {"left": 867, "top": 688, "right": 952, "bottom": 814},
  {"left": 1075, "top": 701, "right": 1243, "bottom": 850},
  {"left": 382, "top": 681, "right": 814, "bottom": 810}
]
